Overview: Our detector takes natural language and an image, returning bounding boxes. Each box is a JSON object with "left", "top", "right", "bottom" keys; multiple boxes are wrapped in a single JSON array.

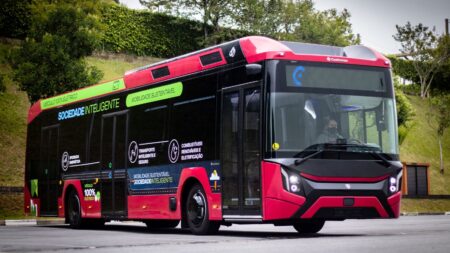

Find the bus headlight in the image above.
[
  {"left": 289, "top": 175, "right": 300, "bottom": 184},
  {"left": 281, "top": 167, "right": 301, "bottom": 193},
  {"left": 389, "top": 177, "right": 398, "bottom": 193}
]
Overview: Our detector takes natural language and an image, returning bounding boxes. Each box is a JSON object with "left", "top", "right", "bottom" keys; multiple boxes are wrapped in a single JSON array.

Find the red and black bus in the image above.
[{"left": 24, "top": 36, "right": 402, "bottom": 234}]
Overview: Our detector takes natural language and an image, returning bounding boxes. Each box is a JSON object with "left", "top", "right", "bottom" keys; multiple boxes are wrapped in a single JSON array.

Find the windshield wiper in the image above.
[
  {"left": 321, "top": 143, "right": 391, "bottom": 166},
  {"left": 293, "top": 149, "right": 323, "bottom": 166}
]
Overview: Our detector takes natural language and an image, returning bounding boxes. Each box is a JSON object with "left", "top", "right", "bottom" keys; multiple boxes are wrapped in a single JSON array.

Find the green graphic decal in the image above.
[
  {"left": 126, "top": 82, "right": 183, "bottom": 108},
  {"left": 31, "top": 179, "right": 38, "bottom": 197},
  {"left": 41, "top": 79, "right": 126, "bottom": 110}
]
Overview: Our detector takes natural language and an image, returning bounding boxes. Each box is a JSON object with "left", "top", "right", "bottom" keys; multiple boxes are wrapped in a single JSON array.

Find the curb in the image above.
[
  {"left": 0, "top": 218, "right": 65, "bottom": 226},
  {"left": 2, "top": 213, "right": 450, "bottom": 226},
  {"left": 401, "top": 212, "right": 450, "bottom": 216}
]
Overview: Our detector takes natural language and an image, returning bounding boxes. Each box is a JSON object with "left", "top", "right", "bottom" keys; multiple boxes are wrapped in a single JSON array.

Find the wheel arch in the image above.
[
  {"left": 62, "top": 180, "right": 83, "bottom": 222},
  {"left": 177, "top": 167, "right": 222, "bottom": 226}
]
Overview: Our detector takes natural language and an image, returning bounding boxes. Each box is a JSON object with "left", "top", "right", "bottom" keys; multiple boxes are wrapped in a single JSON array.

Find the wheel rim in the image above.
[
  {"left": 69, "top": 194, "right": 80, "bottom": 225},
  {"left": 187, "top": 190, "right": 206, "bottom": 227}
]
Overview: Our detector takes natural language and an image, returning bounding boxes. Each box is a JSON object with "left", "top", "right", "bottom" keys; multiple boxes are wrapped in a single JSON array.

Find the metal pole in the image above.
[{"left": 446, "top": 18, "right": 449, "bottom": 36}]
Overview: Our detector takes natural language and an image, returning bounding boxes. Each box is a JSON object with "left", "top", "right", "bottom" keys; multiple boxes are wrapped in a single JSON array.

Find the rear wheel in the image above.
[
  {"left": 67, "top": 191, "right": 83, "bottom": 229},
  {"left": 293, "top": 219, "right": 325, "bottom": 234},
  {"left": 145, "top": 220, "right": 180, "bottom": 230},
  {"left": 185, "top": 184, "right": 220, "bottom": 235}
]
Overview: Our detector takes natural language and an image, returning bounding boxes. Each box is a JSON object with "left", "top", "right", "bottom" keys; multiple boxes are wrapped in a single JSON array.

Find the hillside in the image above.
[{"left": 400, "top": 95, "right": 450, "bottom": 194}]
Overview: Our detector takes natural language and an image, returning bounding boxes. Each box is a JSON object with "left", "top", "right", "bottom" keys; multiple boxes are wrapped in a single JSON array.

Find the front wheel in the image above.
[
  {"left": 185, "top": 184, "right": 220, "bottom": 235},
  {"left": 293, "top": 219, "right": 325, "bottom": 234}
]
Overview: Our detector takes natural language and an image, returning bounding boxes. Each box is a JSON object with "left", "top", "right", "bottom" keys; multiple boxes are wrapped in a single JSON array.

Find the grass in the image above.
[
  {"left": 0, "top": 43, "right": 29, "bottom": 187},
  {"left": 401, "top": 199, "right": 450, "bottom": 213},
  {"left": 399, "top": 95, "right": 450, "bottom": 195},
  {"left": 0, "top": 193, "right": 24, "bottom": 219},
  {"left": 86, "top": 54, "right": 161, "bottom": 81}
]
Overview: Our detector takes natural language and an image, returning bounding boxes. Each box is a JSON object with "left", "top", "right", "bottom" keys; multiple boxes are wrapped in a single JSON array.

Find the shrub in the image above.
[
  {"left": 395, "top": 87, "right": 414, "bottom": 127},
  {"left": 0, "top": 74, "right": 5, "bottom": 93}
]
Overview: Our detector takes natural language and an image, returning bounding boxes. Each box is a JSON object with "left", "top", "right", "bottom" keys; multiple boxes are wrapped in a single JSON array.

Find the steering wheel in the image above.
[{"left": 348, "top": 138, "right": 363, "bottom": 144}]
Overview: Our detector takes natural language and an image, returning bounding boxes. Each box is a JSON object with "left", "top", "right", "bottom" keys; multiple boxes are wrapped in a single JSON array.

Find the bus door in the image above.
[
  {"left": 221, "top": 83, "right": 262, "bottom": 216},
  {"left": 39, "top": 125, "right": 59, "bottom": 216},
  {"left": 100, "top": 111, "right": 128, "bottom": 217}
]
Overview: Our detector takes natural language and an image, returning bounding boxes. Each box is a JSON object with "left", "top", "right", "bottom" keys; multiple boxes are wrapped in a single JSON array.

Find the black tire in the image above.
[
  {"left": 145, "top": 220, "right": 180, "bottom": 230},
  {"left": 67, "top": 191, "right": 84, "bottom": 229},
  {"left": 185, "top": 184, "right": 220, "bottom": 235},
  {"left": 293, "top": 219, "right": 325, "bottom": 234}
]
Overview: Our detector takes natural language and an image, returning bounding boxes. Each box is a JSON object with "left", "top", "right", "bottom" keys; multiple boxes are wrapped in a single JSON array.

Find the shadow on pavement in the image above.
[{"left": 44, "top": 224, "right": 365, "bottom": 239}]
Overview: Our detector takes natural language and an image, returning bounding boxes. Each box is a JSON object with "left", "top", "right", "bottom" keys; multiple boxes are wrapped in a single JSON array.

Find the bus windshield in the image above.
[{"left": 267, "top": 61, "right": 398, "bottom": 159}]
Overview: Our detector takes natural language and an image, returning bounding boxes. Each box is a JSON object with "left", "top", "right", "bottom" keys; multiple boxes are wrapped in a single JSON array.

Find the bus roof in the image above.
[{"left": 28, "top": 36, "right": 390, "bottom": 124}]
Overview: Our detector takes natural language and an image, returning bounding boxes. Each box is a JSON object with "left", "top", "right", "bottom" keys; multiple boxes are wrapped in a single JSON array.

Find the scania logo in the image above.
[{"left": 229, "top": 46, "right": 236, "bottom": 58}]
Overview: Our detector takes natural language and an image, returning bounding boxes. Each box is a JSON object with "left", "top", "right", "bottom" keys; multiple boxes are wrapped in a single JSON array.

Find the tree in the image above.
[
  {"left": 427, "top": 95, "right": 450, "bottom": 174},
  {"left": 231, "top": 0, "right": 359, "bottom": 46},
  {"left": 232, "top": 0, "right": 286, "bottom": 37},
  {"left": 0, "top": 0, "right": 31, "bottom": 39},
  {"left": 140, "top": 0, "right": 232, "bottom": 45},
  {"left": 139, "top": 0, "right": 174, "bottom": 13},
  {"left": 12, "top": 0, "right": 104, "bottom": 103},
  {"left": 290, "top": 7, "right": 360, "bottom": 46},
  {"left": 393, "top": 22, "right": 450, "bottom": 98}
]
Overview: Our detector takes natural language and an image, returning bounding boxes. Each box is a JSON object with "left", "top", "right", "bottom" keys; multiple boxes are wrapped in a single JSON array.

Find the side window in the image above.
[
  {"left": 169, "top": 74, "right": 217, "bottom": 162},
  {"left": 171, "top": 96, "right": 216, "bottom": 161},
  {"left": 128, "top": 104, "right": 168, "bottom": 166},
  {"left": 59, "top": 117, "right": 89, "bottom": 173},
  {"left": 88, "top": 114, "right": 101, "bottom": 163}
]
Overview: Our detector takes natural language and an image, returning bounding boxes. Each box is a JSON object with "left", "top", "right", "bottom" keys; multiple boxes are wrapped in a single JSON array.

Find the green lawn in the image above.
[
  {"left": 0, "top": 194, "right": 23, "bottom": 219},
  {"left": 402, "top": 199, "right": 450, "bottom": 213},
  {"left": 0, "top": 43, "right": 29, "bottom": 187},
  {"left": 86, "top": 55, "right": 161, "bottom": 81}
]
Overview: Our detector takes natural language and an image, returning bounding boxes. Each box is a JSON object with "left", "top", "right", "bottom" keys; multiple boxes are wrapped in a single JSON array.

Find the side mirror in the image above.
[{"left": 246, "top": 64, "right": 262, "bottom": 76}]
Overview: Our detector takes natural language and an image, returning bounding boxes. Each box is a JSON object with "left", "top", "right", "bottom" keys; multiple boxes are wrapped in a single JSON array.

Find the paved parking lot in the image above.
[{"left": 1, "top": 215, "right": 450, "bottom": 253}]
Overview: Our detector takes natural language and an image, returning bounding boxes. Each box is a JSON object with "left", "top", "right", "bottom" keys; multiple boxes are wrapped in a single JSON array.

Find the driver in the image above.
[{"left": 317, "top": 118, "right": 343, "bottom": 144}]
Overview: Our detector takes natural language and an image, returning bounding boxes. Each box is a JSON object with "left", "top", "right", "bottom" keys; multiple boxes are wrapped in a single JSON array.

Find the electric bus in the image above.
[{"left": 24, "top": 36, "right": 402, "bottom": 234}]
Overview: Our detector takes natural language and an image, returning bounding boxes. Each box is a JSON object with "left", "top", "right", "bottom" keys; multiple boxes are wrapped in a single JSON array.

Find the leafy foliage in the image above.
[
  {"left": 11, "top": 1, "right": 104, "bottom": 103},
  {"left": 100, "top": 5, "right": 202, "bottom": 57},
  {"left": 139, "top": 0, "right": 234, "bottom": 46},
  {"left": 290, "top": 7, "right": 360, "bottom": 46},
  {"left": 393, "top": 79, "right": 414, "bottom": 144},
  {"left": 393, "top": 22, "right": 450, "bottom": 98},
  {"left": 388, "top": 56, "right": 418, "bottom": 82},
  {"left": 139, "top": 0, "right": 360, "bottom": 47},
  {"left": 427, "top": 94, "right": 450, "bottom": 174},
  {"left": 0, "top": 74, "right": 5, "bottom": 93},
  {"left": 99, "top": 5, "right": 247, "bottom": 57},
  {"left": 0, "top": 0, "right": 31, "bottom": 39},
  {"left": 394, "top": 84, "right": 414, "bottom": 127}
]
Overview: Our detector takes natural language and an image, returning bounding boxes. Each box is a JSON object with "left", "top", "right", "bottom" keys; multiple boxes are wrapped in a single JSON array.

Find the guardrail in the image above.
[{"left": 0, "top": 186, "right": 23, "bottom": 193}]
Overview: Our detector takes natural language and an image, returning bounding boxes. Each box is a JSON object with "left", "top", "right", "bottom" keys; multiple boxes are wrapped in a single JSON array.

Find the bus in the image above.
[{"left": 24, "top": 36, "right": 403, "bottom": 235}]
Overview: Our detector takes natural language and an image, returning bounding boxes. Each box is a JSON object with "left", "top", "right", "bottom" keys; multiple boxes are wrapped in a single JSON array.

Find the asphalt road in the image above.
[{"left": 1, "top": 215, "right": 449, "bottom": 253}]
